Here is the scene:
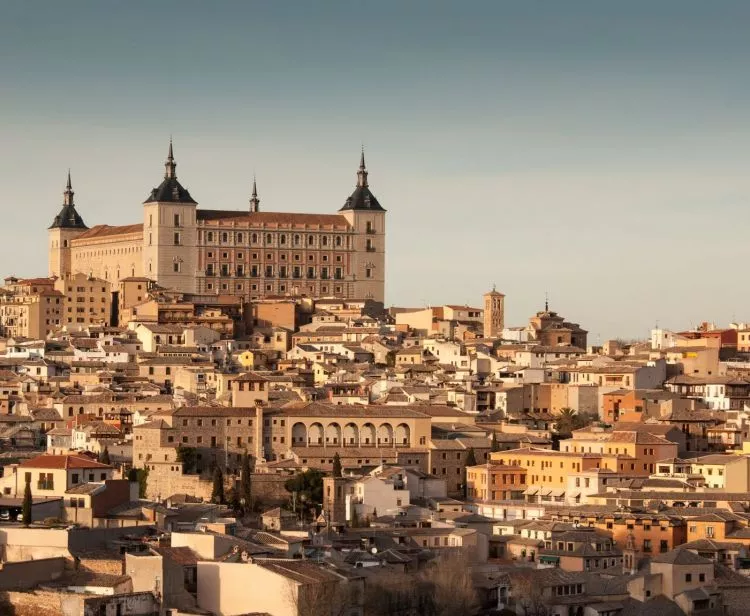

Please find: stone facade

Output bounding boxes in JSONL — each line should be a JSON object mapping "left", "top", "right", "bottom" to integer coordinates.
{"left": 48, "top": 143, "right": 387, "bottom": 303}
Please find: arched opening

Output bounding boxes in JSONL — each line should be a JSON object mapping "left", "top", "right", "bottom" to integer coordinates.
{"left": 325, "top": 423, "right": 342, "bottom": 445}
{"left": 377, "top": 423, "right": 394, "bottom": 446}
{"left": 343, "top": 423, "right": 359, "bottom": 446}
{"left": 361, "top": 423, "right": 376, "bottom": 446}
{"left": 308, "top": 422, "right": 324, "bottom": 446}
{"left": 292, "top": 422, "right": 307, "bottom": 445}
{"left": 395, "top": 423, "right": 410, "bottom": 446}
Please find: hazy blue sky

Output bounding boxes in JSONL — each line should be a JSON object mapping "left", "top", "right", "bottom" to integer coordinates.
{"left": 2, "top": 1, "right": 749, "bottom": 340}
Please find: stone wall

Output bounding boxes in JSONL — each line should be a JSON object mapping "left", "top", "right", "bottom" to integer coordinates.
{"left": 0, "top": 557, "right": 66, "bottom": 591}
{"left": 1, "top": 590, "right": 64, "bottom": 616}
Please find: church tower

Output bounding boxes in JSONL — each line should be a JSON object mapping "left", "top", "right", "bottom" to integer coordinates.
{"left": 339, "top": 149, "right": 386, "bottom": 303}
{"left": 142, "top": 140, "right": 198, "bottom": 293}
{"left": 48, "top": 171, "right": 88, "bottom": 278}
{"left": 483, "top": 286, "right": 505, "bottom": 339}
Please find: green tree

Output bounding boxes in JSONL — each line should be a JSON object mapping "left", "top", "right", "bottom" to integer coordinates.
{"left": 99, "top": 446, "right": 111, "bottom": 465}
{"left": 211, "top": 467, "right": 225, "bottom": 504}
{"left": 385, "top": 350, "right": 397, "bottom": 367}
{"left": 285, "top": 469, "right": 324, "bottom": 519}
{"left": 226, "top": 487, "right": 241, "bottom": 512}
{"left": 332, "top": 452, "right": 342, "bottom": 478}
{"left": 127, "top": 467, "right": 138, "bottom": 482}
{"left": 554, "top": 408, "right": 592, "bottom": 437}
{"left": 240, "top": 451, "right": 253, "bottom": 513}
{"left": 176, "top": 445, "right": 197, "bottom": 473}
{"left": 491, "top": 431, "right": 500, "bottom": 453}
{"left": 465, "top": 447, "right": 477, "bottom": 467}
{"left": 136, "top": 468, "right": 149, "bottom": 498}
{"left": 22, "top": 476, "right": 32, "bottom": 526}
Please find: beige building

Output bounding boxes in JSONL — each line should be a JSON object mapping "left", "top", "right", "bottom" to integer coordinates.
{"left": 49, "top": 144, "right": 386, "bottom": 302}
{"left": 0, "top": 453, "right": 114, "bottom": 498}
{"left": 54, "top": 272, "right": 112, "bottom": 328}
{"left": 0, "top": 277, "right": 63, "bottom": 339}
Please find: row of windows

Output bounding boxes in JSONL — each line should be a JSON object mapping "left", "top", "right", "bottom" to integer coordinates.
{"left": 206, "top": 251, "right": 344, "bottom": 263}
{"left": 204, "top": 232, "right": 347, "bottom": 247}
{"left": 205, "top": 265, "right": 344, "bottom": 279}
{"left": 205, "top": 281, "right": 346, "bottom": 294}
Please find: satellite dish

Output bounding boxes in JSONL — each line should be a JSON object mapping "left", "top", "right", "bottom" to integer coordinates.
{"left": 371, "top": 547, "right": 378, "bottom": 554}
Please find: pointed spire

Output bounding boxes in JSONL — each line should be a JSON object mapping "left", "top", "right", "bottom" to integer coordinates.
{"left": 356, "top": 146, "right": 369, "bottom": 188}
{"left": 63, "top": 169, "right": 74, "bottom": 206}
{"left": 545, "top": 292, "right": 549, "bottom": 313}
{"left": 165, "top": 137, "right": 177, "bottom": 179}
{"left": 249, "top": 176, "right": 260, "bottom": 212}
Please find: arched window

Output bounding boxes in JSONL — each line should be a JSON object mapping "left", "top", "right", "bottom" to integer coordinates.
{"left": 207, "top": 231, "right": 214, "bottom": 242}
{"left": 251, "top": 233, "right": 258, "bottom": 243}
{"left": 307, "top": 235, "right": 314, "bottom": 246}
{"left": 322, "top": 236, "right": 328, "bottom": 246}
{"left": 266, "top": 233, "right": 272, "bottom": 244}
{"left": 280, "top": 235, "right": 286, "bottom": 245}
{"left": 335, "top": 236, "right": 342, "bottom": 247}
{"left": 237, "top": 233, "right": 243, "bottom": 243}
{"left": 293, "top": 234, "right": 300, "bottom": 246}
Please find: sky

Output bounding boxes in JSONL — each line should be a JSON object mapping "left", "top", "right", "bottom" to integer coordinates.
{"left": 2, "top": 1, "right": 750, "bottom": 341}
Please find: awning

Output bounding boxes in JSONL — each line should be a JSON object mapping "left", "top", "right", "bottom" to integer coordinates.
{"left": 549, "top": 488, "right": 565, "bottom": 497}
{"left": 539, "top": 555, "right": 560, "bottom": 564}
{"left": 539, "top": 488, "right": 553, "bottom": 497}
{"left": 568, "top": 491, "right": 580, "bottom": 498}
{"left": 523, "top": 487, "right": 540, "bottom": 496}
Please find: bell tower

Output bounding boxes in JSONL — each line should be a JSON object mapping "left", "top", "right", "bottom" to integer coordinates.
{"left": 142, "top": 140, "right": 198, "bottom": 292}
{"left": 339, "top": 149, "right": 386, "bottom": 303}
{"left": 48, "top": 171, "right": 88, "bottom": 278}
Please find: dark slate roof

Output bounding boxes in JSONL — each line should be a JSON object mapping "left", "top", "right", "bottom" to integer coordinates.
{"left": 144, "top": 177, "right": 197, "bottom": 204}
{"left": 49, "top": 204, "right": 87, "bottom": 229}
{"left": 340, "top": 185, "right": 385, "bottom": 212}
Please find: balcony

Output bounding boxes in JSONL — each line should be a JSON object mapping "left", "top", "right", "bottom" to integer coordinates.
{"left": 365, "top": 228, "right": 376, "bottom": 234}
{"left": 366, "top": 246, "right": 376, "bottom": 252}
{"left": 205, "top": 271, "right": 215, "bottom": 277}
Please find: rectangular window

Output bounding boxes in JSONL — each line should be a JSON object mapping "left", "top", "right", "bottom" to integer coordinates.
{"left": 174, "top": 232, "right": 181, "bottom": 245}
{"left": 174, "top": 213, "right": 180, "bottom": 226}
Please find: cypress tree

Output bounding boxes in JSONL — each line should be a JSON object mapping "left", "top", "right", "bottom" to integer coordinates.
{"left": 22, "top": 476, "right": 32, "bottom": 526}
{"left": 211, "top": 467, "right": 225, "bottom": 504}
{"left": 240, "top": 451, "right": 253, "bottom": 513}
{"left": 332, "top": 452, "right": 342, "bottom": 478}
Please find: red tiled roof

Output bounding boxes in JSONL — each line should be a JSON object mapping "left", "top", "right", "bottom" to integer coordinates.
{"left": 197, "top": 210, "right": 351, "bottom": 228}
{"left": 74, "top": 224, "right": 144, "bottom": 240}
{"left": 18, "top": 454, "right": 112, "bottom": 470}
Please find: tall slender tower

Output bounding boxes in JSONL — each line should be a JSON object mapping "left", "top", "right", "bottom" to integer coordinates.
{"left": 142, "top": 140, "right": 199, "bottom": 292}
{"left": 339, "top": 149, "right": 386, "bottom": 302}
{"left": 483, "top": 286, "right": 505, "bottom": 339}
{"left": 49, "top": 171, "right": 88, "bottom": 278}
{"left": 249, "top": 177, "right": 260, "bottom": 213}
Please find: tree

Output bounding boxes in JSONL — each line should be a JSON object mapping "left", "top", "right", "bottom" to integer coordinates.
{"left": 22, "top": 476, "right": 32, "bottom": 526}
{"left": 287, "top": 577, "right": 362, "bottom": 616}
{"left": 420, "top": 551, "right": 479, "bottom": 616}
{"left": 385, "top": 350, "right": 397, "bottom": 367}
{"left": 511, "top": 569, "right": 553, "bottom": 616}
{"left": 176, "top": 445, "right": 197, "bottom": 474}
{"left": 285, "top": 469, "right": 324, "bottom": 519}
{"left": 554, "top": 408, "right": 594, "bottom": 437}
{"left": 465, "top": 447, "right": 477, "bottom": 467}
{"left": 127, "top": 467, "right": 138, "bottom": 482}
{"left": 211, "top": 466, "right": 225, "bottom": 504}
{"left": 240, "top": 451, "right": 253, "bottom": 513}
{"left": 98, "top": 446, "right": 111, "bottom": 465}
{"left": 350, "top": 507, "right": 360, "bottom": 528}
{"left": 226, "top": 486, "right": 241, "bottom": 512}
{"left": 332, "top": 452, "right": 342, "bottom": 478}
{"left": 491, "top": 431, "right": 500, "bottom": 453}
{"left": 136, "top": 468, "right": 149, "bottom": 498}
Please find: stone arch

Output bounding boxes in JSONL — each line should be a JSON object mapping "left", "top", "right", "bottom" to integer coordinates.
{"left": 361, "top": 423, "right": 376, "bottom": 446}
{"left": 395, "top": 423, "right": 410, "bottom": 445}
{"left": 343, "top": 423, "right": 359, "bottom": 446}
{"left": 325, "top": 422, "right": 342, "bottom": 445}
{"left": 292, "top": 422, "right": 307, "bottom": 445}
{"left": 308, "top": 422, "right": 324, "bottom": 445}
{"left": 377, "top": 423, "right": 394, "bottom": 446}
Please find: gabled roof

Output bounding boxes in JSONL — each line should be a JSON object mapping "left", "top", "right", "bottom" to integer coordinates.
{"left": 18, "top": 453, "right": 112, "bottom": 470}
{"left": 651, "top": 548, "right": 712, "bottom": 565}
